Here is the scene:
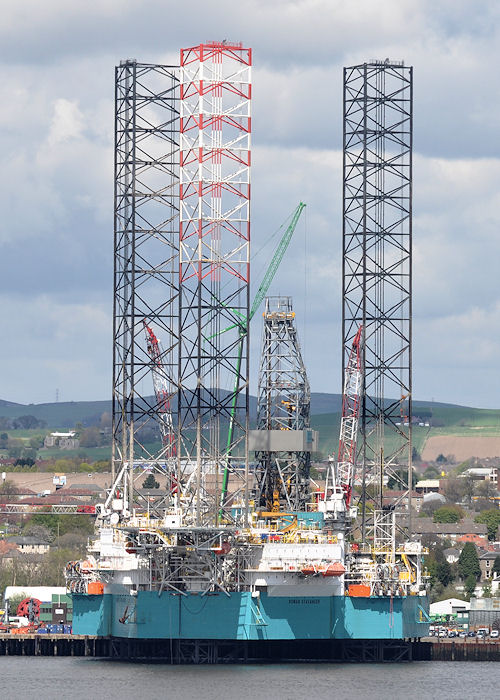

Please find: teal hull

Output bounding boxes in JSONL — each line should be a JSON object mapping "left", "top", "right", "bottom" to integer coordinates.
{"left": 72, "top": 592, "right": 428, "bottom": 640}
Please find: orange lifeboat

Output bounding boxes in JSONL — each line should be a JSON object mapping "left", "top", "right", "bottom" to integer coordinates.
{"left": 301, "top": 564, "right": 316, "bottom": 575}
{"left": 320, "top": 562, "right": 345, "bottom": 577}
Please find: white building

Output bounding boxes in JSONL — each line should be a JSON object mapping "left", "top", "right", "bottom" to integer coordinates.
{"left": 430, "top": 597, "right": 470, "bottom": 617}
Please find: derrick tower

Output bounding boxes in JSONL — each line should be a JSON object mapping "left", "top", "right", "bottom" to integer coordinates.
{"left": 342, "top": 61, "right": 413, "bottom": 539}
{"left": 112, "top": 61, "right": 179, "bottom": 514}
{"left": 254, "top": 297, "right": 313, "bottom": 512}
{"left": 178, "top": 42, "right": 252, "bottom": 526}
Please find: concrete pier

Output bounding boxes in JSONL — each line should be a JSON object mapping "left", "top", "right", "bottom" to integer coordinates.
{"left": 0, "top": 635, "right": 429, "bottom": 662}
{"left": 2, "top": 635, "right": 499, "bottom": 662}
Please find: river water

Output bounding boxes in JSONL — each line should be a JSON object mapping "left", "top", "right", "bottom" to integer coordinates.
{"left": 0, "top": 658, "right": 498, "bottom": 699}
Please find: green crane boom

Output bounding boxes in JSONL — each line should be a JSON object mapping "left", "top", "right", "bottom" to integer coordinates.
{"left": 219, "top": 201, "right": 306, "bottom": 521}
{"left": 249, "top": 202, "right": 306, "bottom": 321}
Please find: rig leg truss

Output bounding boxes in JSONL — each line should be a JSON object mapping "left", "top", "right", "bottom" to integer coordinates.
{"left": 112, "top": 61, "right": 179, "bottom": 513}
{"left": 342, "top": 61, "right": 413, "bottom": 538}
{"left": 178, "top": 43, "right": 252, "bottom": 526}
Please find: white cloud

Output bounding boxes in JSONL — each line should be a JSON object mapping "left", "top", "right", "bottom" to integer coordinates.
{"left": 47, "top": 99, "right": 85, "bottom": 145}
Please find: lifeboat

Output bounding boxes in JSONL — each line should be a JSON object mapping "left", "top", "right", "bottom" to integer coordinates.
{"left": 301, "top": 564, "right": 316, "bottom": 575}
{"left": 320, "top": 562, "right": 345, "bottom": 577}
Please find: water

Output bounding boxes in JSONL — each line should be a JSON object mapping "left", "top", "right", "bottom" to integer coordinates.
{"left": 0, "top": 658, "right": 498, "bottom": 700}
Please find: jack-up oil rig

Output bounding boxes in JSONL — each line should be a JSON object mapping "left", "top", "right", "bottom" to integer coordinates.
{"left": 66, "top": 44, "right": 429, "bottom": 662}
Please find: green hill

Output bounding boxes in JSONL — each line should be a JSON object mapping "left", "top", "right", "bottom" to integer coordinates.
{"left": 1, "top": 395, "right": 499, "bottom": 461}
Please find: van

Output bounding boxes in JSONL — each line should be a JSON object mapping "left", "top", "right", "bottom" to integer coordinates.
{"left": 8, "top": 616, "right": 30, "bottom": 628}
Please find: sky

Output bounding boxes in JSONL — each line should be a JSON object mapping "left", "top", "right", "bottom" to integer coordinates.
{"left": 1, "top": 0, "right": 500, "bottom": 408}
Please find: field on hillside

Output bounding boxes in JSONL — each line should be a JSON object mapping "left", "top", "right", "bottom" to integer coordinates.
{"left": 421, "top": 435, "right": 500, "bottom": 461}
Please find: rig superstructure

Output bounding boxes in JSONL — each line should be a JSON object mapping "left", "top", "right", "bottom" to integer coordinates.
{"left": 67, "top": 48, "right": 429, "bottom": 661}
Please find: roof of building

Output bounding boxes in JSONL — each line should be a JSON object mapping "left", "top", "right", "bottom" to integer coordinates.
{"left": 69, "top": 483, "right": 104, "bottom": 492}
{"left": 430, "top": 598, "right": 470, "bottom": 615}
{"left": 8, "top": 536, "right": 50, "bottom": 545}
{"left": 462, "top": 468, "right": 497, "bottom": 477}
{"left": 412, "top": 518, "right": 488, "bottom": 535}
{"left": 479, "top": 550, "right": 500, "bottom": 560}
{"left": 422, "top": 492, "right": 446, "bottom": 504}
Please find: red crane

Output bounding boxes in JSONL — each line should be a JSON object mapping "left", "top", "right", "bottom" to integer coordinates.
{"left": 336, "top": 326, "right": 363, "bottom": 508}
{"left": 322, "top": 326, "right": 363, "bottom": 514}
{"left": 143, "top": 322, "right": 176, "bottom": 460}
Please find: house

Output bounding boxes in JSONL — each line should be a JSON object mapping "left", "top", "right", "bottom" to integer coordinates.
{"left": 43, "top": 432, "right": 80, "bottom": 450}
{"left": 460, "top": 467, "right": 498, "bottom": 484}
{"left": 479, "top": 549, "right": 500, "bottom": 581}
{"left": 415, "top": 479, "right": 441, "bottom": 495}
{"left": 430, "top": 597, "right": 470, "bottom": 619}
{"left": 411, "top": 518, "right": 488, "bottom": 542}
{"left": 7, "top": 537, "right": 50, "bottom": 555}
{"left": 443, "top": 547, "right": 460, "bottom": 564}
{"left": 456, "top": 533, "right": 489, "bottom": 549}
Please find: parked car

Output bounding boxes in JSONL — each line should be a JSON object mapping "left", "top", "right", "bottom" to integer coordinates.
{"left": 448, "top": 630, "right": 457, "bottom": 638}
{"left": 490, "top": 630, "right": 499, "bottom": 639}
{"left": 458, "top": 631, "right": 467, "bottom": 638}
{"left": 467, "top": 631, "right": 475, "bottom": 637}
{"left": 438, "top": 629, "right": 447, "bottom": 637}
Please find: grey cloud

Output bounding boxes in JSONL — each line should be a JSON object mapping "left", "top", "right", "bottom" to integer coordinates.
{"left": 1, "top": 0, "right": 500, "bottom": 407}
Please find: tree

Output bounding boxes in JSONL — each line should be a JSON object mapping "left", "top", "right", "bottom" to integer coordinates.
{"left": 475, "top": 509, "right": 500, "bottom": 541}
{"left": 23, "top": 524, "right": 54, "bottom": 543}
{"left": 483, "top": 581, "right": 492, "bottom": 598}
{"left": 465, "top": 573, "right": 477, "bottom": 599}
{"left": 14, "top": 457, "right": 35, "bottom": 467}
{"left": 23, "top": 512, "right": 60, "bottom": 537}
{"left": 420, "top": 498, "right": 445, "bottom": 516}
{"left": 435, "top": 559, "right": 453, "bottom": 588}
{"left": 11, "top": 415, "right": 46, "bottom": 430}
{"left": 458, "top": 542, "right": 481, "bottom": 581}
{"left": 142, "top": 473, "right": 160, "bottom": 489}
{"left": 29, "top": 435, "right": 44, "bottom": 449}
{"left": 436, "top": 454, "right": 447, "bottom": 464}
{"left": 0, "top": 479, "right": 21, "bottom": 495}
{"left": 78, "top": 427, "right": 101, "bottom": 448}
{"left": 433, "top": 505, "right": 463, "bottom": 523}
{"left": 5, "top": 592, "right": 29, "bottom": 615}
{"left": 441, "top": 478, "right": 465, "bottom": 504}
